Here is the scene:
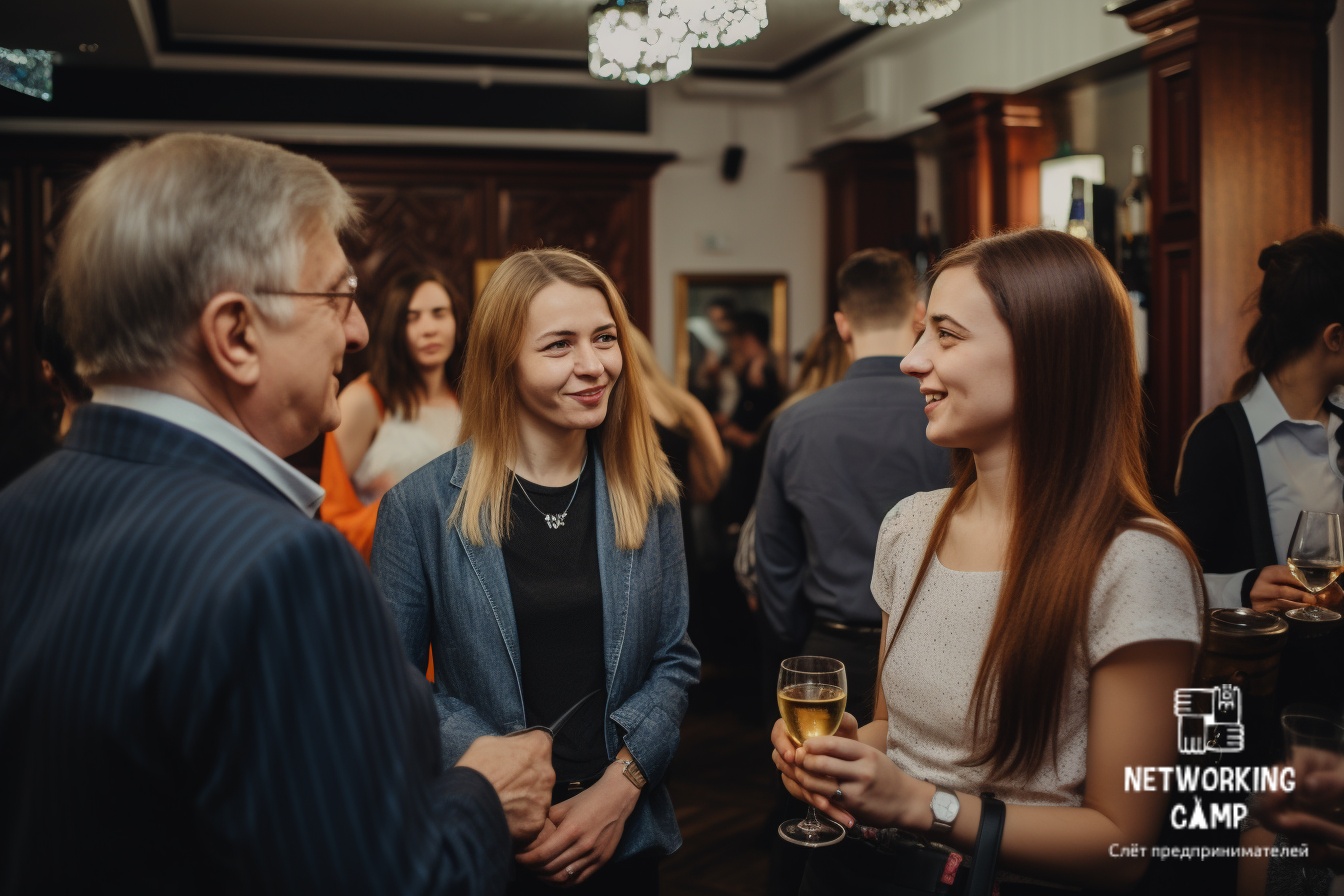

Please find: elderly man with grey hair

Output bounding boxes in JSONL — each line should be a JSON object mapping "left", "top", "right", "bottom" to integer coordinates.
{"left": 0, "top": 133, "right": 552, "bottom": 894}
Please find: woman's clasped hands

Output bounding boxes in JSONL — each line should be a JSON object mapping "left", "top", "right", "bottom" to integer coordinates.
{"left": 770, "top": 712, "right": 927, "bottom": 834}
{"left": 515, "top": 762, "right": 641, "bottom": 887}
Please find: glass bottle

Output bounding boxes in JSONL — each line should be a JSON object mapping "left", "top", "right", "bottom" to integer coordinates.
{"left": 1066, "top": 177, "right": 1092, "bottom": 243}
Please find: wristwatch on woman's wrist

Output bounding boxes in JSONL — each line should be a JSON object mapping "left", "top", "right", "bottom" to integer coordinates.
{"left": 929, "top": 785, "right": 960, "bottom": 838}
{"left": 615, "top": 758, "right": 647, "bottom": 790}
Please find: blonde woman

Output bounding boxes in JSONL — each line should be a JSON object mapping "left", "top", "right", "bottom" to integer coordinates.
{"left": 372, "top": 248, "right": 700, "bottom": 893}
{"left": 626, "top": 327, "right": 726, "bottom": 507}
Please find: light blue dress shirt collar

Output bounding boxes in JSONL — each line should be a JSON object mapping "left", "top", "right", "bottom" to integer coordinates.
{"left": 91, "top": 385, "right": 326, "bottom": 517}
{"left": 1242, "top": 373, "right": 1344, "bottom": 448}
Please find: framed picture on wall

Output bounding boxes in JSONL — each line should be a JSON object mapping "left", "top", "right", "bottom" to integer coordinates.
{"left": 673, "top": 273, "right": 788, "bottom": 402}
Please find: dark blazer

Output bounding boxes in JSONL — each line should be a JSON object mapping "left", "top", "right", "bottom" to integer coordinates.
{"left": 0, "top": 404, "right": 510, "bottom": 894}
{"left": 1168, "top": 401, "right": 1277, "bottom": 606}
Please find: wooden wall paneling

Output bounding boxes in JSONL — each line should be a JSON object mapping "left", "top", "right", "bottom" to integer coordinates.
{"left": 0, "top": 137, "right": 673, "bottom": 478}
{"left": 1113, "top": 0, "right": 1335, "bottom": 495}
{"left": 340, "top": 181, "right": 486, "bottom": 331}
{"left": 0, "top": 166, "right": 26, "bottom": 418}
{"left": 1147, "top": 51, "right": 1201, "bottom": 493}
{"left": 495, "top": 178, "right": 653, "bottom": 331}
{"left": 929, "top": 92, "right": 1052, "bottom": 250}
{"left": 812, "top": 138, "right": 917, "bottom": 309}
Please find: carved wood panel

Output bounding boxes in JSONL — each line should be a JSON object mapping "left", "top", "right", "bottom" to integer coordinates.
{"left": 497, "top": 181, "right": 645, "bottom": 324}
{"left": 499, "top": 184, "right": 634, "bottom": 286}
{"left": 0, "top": 171, "right": 20, "bottom": 421}
{"left": 1151, "top": 241, "right": 1199, "bottom": 494}
{"left": 341, "top": 182, "right": 486, "bottom": 330}
{"left": 1154, "top": 56, "right": 1197, "bottom": 217}
{"left": 0, "top": 137, "right": 670, "bottom": 479}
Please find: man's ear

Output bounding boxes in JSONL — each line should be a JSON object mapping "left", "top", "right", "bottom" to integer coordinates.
{"left": 1324, "top": 322, "right": 1344, "bottom": 353}
{"left": 833, "top": 310, "right": 852, "bottom": 344}
{"left": 199, "top": 292, "right": 262, "bottom": 387}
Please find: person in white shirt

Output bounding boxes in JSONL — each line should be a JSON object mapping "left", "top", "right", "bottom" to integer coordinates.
{"left": 1169, "top": 224, "right": 1344, "bottom": 613}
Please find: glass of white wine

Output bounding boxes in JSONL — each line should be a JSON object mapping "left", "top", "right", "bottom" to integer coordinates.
{"left": 777, "top": 655, "right": 848, "bottom": 848}
{"left": 1286, "top": 510, "right": 1344, "bottom": 624}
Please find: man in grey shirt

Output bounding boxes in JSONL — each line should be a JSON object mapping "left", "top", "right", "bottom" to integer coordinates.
{"left": 755, "top": 248, "right": 949, "bottom": 725}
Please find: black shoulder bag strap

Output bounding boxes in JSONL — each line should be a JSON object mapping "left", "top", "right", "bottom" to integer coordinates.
{"left": 965, "top": 793, "right": 1005, "bottom": 896}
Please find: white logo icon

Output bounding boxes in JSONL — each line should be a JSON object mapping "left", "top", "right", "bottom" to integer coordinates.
{"left": 1173, "top": 684, "right": 1244, "bottom": 755}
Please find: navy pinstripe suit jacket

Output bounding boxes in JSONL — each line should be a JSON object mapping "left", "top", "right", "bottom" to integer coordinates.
{"left": 0, "top": 404, "right": 510, "bottom": 894}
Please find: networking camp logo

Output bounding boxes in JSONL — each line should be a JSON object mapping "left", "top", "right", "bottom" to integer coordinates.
{"left": 1111, "top": 684, "right": 1307, "bottom": 862}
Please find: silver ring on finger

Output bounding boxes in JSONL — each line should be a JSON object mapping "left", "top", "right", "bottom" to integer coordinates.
{"left": 566, "top": 866, "right": 577, "bottom": 879}
{"left": 833, "top": 787, "right": 844, "bottom": 802}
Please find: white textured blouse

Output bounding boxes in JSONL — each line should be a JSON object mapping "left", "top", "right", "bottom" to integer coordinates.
{"left": 872, "top": 489, "right": 1202, "bottom": 808}
{"left": 352, "top": 403, "right": 461, "bottom": 505}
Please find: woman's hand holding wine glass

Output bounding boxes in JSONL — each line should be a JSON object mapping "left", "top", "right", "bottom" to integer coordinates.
{"left": 774, "top": 657, "right": 849, "bottom": 846}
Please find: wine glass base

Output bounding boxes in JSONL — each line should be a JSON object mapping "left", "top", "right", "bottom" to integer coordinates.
{"left": 778, "top": 817, "right": 847, "bottom": 848}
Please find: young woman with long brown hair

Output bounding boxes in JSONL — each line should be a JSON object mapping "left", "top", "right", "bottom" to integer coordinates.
{"left": 372, "top": 248, "right": 699, "bottom": 893}
{"left": 320, "top": 268, "right": 464, "bottom": 560}
{"left": 770, "top": 228, "right": 1204, "bottom": 894}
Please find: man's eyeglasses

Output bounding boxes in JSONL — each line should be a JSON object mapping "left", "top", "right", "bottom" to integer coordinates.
{"left": 256, "top": 269, "right": 358, "bottom": 320}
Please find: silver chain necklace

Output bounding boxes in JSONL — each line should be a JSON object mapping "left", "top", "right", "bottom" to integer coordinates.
{"left": 515, "top": 453, "right": 587, "bottom": 530}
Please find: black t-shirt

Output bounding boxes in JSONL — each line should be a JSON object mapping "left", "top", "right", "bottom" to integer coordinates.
{"left": 502, "top": 447, "right": 608, "bottom": 787}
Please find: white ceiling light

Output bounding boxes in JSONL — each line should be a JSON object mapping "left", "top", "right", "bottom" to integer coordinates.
{"left": 0, "top": 48, "right": 55, "bottom": 101}
{"left": 588, "top": 0, "right": 693, "bottom": 86}
{"left": 838, "top": 0, "right": 961, "bottom": 27}
{"left": 656, "top": 1, "right": 769, "bottom": 49}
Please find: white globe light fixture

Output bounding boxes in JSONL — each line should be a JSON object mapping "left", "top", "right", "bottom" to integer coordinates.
{"left": 838, "top": 0, "right": 961, "bottom": 28}
{"left": 589, "top": 0, "right": 693, "bottom": 86}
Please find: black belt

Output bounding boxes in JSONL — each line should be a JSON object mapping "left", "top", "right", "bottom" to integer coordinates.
{"left": 816, "top": 619, "right": 882, "bottom": 637}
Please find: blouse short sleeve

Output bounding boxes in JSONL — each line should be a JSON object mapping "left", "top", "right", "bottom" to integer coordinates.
{"left": 871, "top": 489, "right": 950, "bottom": 618}
{"left": 1086, "top": 525, "right": 1204, "bottom": 668}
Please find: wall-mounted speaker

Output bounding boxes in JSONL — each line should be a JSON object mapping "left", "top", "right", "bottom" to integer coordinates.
{"left": 721, "top": 145, "right": 745, "bottom": 182}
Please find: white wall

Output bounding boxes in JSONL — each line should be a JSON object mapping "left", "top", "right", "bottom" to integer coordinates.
{"left": 789, "top": 0, "right": 1145, "bottom": 158}
{"left": 646, "top": 92, "right": 826, "bottom": 377}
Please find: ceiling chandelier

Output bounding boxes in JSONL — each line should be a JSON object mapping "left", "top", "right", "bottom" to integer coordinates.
{"left": 656, "top": 1, "right": 769, "bottom": 49}
{"left": 589, "top": 0, "right": 694, "bottom": 85}
{"left": 838, "top": 0, "right": 961, "bottom": 27}
{"left": 0, "top": 48, "right": 55, "bottom": 101}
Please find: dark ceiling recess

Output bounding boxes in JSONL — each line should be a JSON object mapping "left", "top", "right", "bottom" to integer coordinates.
{"left": 146, "top": 0, "right": 879, "bottom": 83}
{"left": 0, "top": 67, "right": 649, "bottom": 133}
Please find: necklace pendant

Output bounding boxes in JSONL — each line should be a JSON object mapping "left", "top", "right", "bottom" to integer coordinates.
{"left": 544, "top": 512, "right": 568, "bottom": 530}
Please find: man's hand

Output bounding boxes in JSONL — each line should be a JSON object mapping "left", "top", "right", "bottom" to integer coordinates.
{"left": 457, "top": 732, "right": 554, "bottom": 844}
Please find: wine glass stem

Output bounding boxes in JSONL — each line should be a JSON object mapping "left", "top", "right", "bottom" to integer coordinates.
{"left": 798, "top": 807, "right": 825, "bottom": 833}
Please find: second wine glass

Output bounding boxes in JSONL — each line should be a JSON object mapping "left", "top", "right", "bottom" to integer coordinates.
{"left": 1286, "top": 510, "right": 1344, "bottom": 623}
{"left": 777, "top": 656, "right": 848, "bottom": 848}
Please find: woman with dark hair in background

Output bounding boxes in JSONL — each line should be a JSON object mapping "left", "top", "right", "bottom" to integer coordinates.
{"left": 320, "top": 268, "right": 464, "bottom": 561}
{"left": 772, "top": 229, "right": 1203, "bottom": 894}
{"left": 1169, "top": 224, "right": 1344, "bottom": 616}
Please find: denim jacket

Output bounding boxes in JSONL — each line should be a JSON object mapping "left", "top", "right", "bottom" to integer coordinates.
{"left": 371, "top": 440, "right": 700, "bottom": 860}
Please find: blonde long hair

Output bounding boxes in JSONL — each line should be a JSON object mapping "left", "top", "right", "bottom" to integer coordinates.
{"left": 451, "top": 248, "right": 678, "bottom": 550}
{"left": 625, "top": 326, "right": 703, "bottom": 437}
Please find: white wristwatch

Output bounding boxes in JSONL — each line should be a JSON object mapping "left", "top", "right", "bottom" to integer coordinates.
{"left": 929, "top": 785, "right": 960, "bottom": 838}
